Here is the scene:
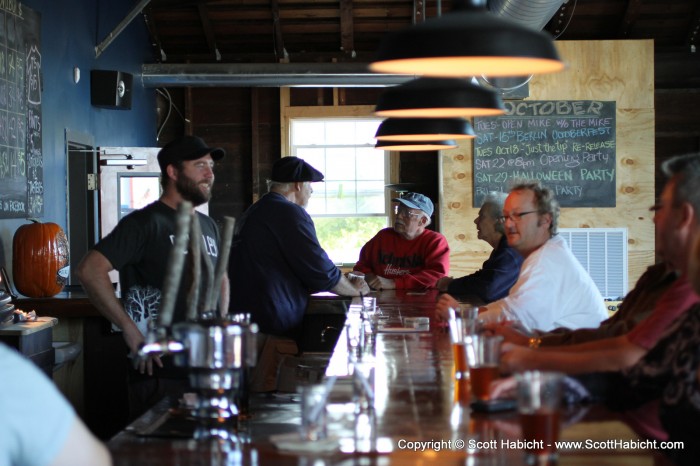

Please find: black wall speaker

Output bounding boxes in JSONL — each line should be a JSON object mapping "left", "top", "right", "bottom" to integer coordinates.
{"left": 90, "top": 70, "right": 133, "bottom": 110}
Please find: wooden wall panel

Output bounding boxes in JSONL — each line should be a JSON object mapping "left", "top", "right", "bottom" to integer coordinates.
{"left": 530, "top": 40, "right": 655, "bottom": 109}
{"left": 186, "top": 87, "right": 281, "bottom": 223}
{"left": 441, "top": 40, "right": 655, "bottom": 293}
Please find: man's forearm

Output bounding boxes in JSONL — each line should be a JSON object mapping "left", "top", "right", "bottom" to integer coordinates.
{"left": 82, "top": 275, "right": 131, "bottom": 330}
{"left": 521, "top": 339, "right": 645, "bottom": 374}
{"left": 538, "top": 334, "right": 627, "bottom": 353}
{"left": 77, "top": 255, "right": 131, "bottom": 331}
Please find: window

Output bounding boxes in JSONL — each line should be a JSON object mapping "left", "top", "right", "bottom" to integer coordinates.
{"left": 118, "top": 173, "right": 161, "bottom": 219}
{"left": 290, "top": 118, "right": 388, "bottom": 265}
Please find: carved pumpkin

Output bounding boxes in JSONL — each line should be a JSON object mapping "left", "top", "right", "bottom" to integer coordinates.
{"left": 12, "top": 220, "right": 69, "bottom": 297}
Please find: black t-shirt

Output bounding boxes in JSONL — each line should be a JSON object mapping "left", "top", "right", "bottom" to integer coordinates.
{"left": 94, "top": 201, "right": 221, "bottom": 334}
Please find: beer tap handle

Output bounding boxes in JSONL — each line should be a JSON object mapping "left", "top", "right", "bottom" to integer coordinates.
{"left": 208, "top": 216, "right": 235, "bottom": 313}
{"left": 158, "top": 201, "right": 192, "bottom": 328}
{"left": 199, "top": 220, "right": 215, "bottom": 318}
{"left": 186, "top": 213, "right": 202, "bottom": 321}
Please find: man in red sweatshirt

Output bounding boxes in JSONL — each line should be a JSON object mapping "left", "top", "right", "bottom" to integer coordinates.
{"left": 353, "top": 192, "right": 450, "bottom": 290}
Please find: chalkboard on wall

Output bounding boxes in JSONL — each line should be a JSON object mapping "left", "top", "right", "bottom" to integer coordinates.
{"left": 473, "top": 100, "right": 616, "bottom": 208}
{"left": 0, "top": 4, "right": 42, "bottom": 219}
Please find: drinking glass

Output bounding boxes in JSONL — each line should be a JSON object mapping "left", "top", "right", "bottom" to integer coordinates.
{"left": 447, "top": 306, "right": 479, "bottom": 380}
{"left": 515, "top": 371, "right": 564, "bottom": 464}
{"left": 354, "top": 405, "right": 377, "bottom": 453}
{"left": 298, "top": 384, "right": 329, "bottom": 441}
{"left": 466, "top": 334, "right": 503, "bottom": 400}
{"left": 346, "top": 315, "right": 376, "bottom": 364}
{"left": 362, "top": 295, "right": 377, "bottom": 313}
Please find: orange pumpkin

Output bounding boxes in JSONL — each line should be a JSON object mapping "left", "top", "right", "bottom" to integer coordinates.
{"left": 12, "top": 220, "right": 69, "bottom": 297}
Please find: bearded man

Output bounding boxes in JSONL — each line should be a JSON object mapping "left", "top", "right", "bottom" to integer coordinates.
{"left": 77, "top": 135, "right": 229, "bottom": 419}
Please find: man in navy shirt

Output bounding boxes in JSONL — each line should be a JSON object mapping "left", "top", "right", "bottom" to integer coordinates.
{"left": 229, "top": 156, "right": 369, "bottom": 390}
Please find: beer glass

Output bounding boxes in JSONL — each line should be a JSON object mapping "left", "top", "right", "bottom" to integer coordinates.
{"left": 466, "top": 334, "right": 503, "bottom": 400}
{"left": 447, "top": 306, "right": 479, "bottom": 380}
{"left": 515, "top": 371, "right": 564, "bottom": 464}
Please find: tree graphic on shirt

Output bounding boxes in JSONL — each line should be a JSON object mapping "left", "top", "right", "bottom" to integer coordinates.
{"left": 124, "top": 285, "right": 161, "bottom": 335}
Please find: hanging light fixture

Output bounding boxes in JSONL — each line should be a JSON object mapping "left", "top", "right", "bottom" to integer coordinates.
{"left": 375, "top": 118, "right": 475, "bottom": 141}
{"left": 369, "top": 0, "right": 564, "bottom": 78}
{"left": 375, "top": 140, "right": 458, "bottom": 151}
{"left": 375, "top": 78, "right": 505, "bottom": 118}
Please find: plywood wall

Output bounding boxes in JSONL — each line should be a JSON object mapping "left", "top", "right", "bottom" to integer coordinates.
{"left": 441, "top": 40, "right": 655, "bottom": 292}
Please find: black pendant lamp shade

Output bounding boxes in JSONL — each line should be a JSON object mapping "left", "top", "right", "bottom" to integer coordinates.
{"left": 375, "top": 140, "right": 458, "bottom": 151}
{"left": 369, "top": 0, "right": 564, "bottom": 78}
{"left": 375, "top": 78, "right": 505, "bottom": 118}
{"left": 375, "top": 118, "right": 475, "bottom": 141}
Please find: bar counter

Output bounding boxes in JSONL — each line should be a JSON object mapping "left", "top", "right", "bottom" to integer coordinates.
{"left": 13, "top": 289, "right": 101, "bottom": 318}
{"left": 108, "top": 290, "right": 676, "bottom": 465}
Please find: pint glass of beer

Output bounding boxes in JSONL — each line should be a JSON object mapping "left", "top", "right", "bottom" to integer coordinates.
{"left": 515, "top": 371, "right": 564, "bottom": 464}
{"left": 447, "top": 306, "right": 479, "bottom": 380}
{"left": 466, "top": 334, "right": 503, "bottom": 400}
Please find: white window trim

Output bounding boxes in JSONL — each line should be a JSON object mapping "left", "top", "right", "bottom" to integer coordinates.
{"left": 280, "top": 88, "right": 400, "bottom": 265}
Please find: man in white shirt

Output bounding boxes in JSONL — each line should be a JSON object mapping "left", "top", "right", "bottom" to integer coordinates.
{"left": 438, "top": 181, "right": 608, "bottom": 332}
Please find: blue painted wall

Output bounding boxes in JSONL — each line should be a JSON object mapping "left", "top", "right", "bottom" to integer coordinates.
{"left": 0, "top": 0, "right": 156, "bottom": 279}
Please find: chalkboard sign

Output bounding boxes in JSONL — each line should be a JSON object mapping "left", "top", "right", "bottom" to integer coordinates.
{"left": 0, "top": 4, "right": 42, "bottom": 219}
{"left": 473, "top": 100, "right": 616, "bottom": 208}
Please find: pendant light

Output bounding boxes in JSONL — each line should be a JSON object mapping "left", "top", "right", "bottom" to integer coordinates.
{"left": 375, "top": 140, "right": 458, "bottom": 151}
{"left": 369, "top": 0, "right": 564, "bottom": 78}
{"left": 375, "top": 118, "right": 475, "bottom": 141}
{"left": 374, "top": 78, "right": 505, "bottom": 118}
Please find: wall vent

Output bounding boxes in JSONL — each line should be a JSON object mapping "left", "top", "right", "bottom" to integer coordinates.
{"left": 558, "top": 228, "right": 628, "bottom": 300}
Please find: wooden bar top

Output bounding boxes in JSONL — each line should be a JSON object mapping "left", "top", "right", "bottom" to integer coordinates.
{"left": 108, "top": 289, "right": 675, "bottom": 465}
{"left": 13, "top": 289, "right": 100, "bottom": 318}
{"left": 13, "top": 289, "right": 347, "bottom": 320}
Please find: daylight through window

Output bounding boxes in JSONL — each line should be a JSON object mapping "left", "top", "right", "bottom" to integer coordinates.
{"left": 290, "top": 118, "right": 388, "bottom": 265}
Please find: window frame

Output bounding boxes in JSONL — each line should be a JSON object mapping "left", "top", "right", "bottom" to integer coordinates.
{"left": 280, "top": 88, "right": 399, "bottom": 266}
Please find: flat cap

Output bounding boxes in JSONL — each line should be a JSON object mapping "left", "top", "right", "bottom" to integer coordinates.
{"left": 271, "top": 156, "right": 324, "bottom": 182}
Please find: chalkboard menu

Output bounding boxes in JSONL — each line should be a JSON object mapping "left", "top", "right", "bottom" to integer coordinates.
{"left": 0, "top": 4, "right": 42, "bottom": 219}
{"left": 473, "top": 100, "right": 616, "bottom": 208}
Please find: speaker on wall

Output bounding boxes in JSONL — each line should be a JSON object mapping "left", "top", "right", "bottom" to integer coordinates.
{"left": 90, "top": 70, "right": 133, "bottom": 110}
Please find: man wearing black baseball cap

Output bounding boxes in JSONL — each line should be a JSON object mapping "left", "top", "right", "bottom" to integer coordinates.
{"left": 229, "top": 156, "right": 369, "bottom": 391}
{"left": 77, "top": 135, "right": 229, "bottom": 419}
{"left": 156, "top": 135, "right": 225, "bottom": 205}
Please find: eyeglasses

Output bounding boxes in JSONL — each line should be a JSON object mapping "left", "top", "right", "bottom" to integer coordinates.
{"left": 497, "top": 210, "right": 538, "bottom": 223}
{"left": 394, "top": 205, "right": 422, "bottom": 219}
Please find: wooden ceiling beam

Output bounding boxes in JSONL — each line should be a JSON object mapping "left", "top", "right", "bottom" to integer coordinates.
{"left": 655, "top": 89, "right": 700, "bottom": 137}
{"left": 618, "top": 0, "right": 642, "bottom": 38}
{"left": 413, "top": 0, "right": 425, "bottom": 24}
{"left": 340, "top": 0, "right": 354, "bottom": 56}
{"left": 197, "top": 2, "right": 221, "bottom": 60}
{"left": 544, "top": 1, "right": 574, "bottom": 39}
{"left": 270, "top": 0, "right": 287, "bottom": 62}
{"left": 655, "top": 47, "right": 700, "bottom": 89}
{"left": 143, "top": 8, "right": 167, "bottom": 62}
{"left": 686, "top": 4, "right": 700, "bottom": 48}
